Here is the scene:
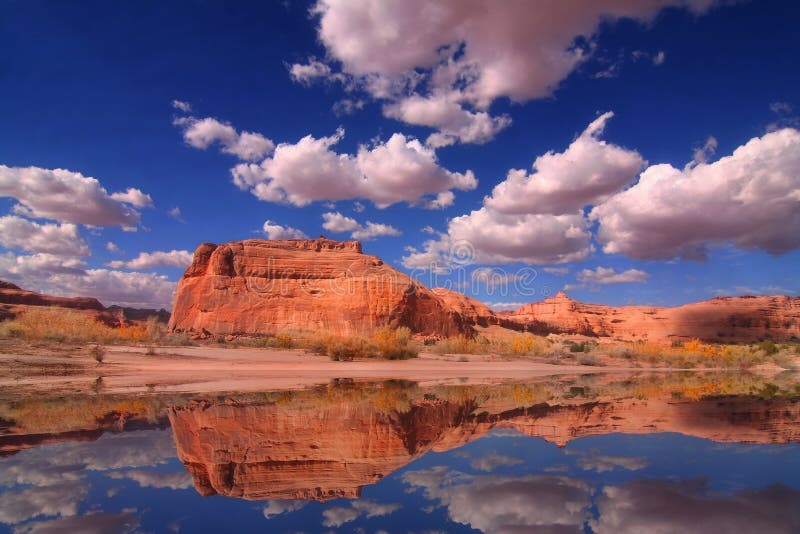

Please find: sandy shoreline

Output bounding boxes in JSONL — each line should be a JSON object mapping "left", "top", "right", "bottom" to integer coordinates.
{"left": 0, "top": 343, "right": 676, "bottom": 396}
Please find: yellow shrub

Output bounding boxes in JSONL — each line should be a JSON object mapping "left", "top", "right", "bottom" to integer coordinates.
{"left": 370, "top": 326, "right": 417, "bottom": 359}
{"left": 683, "top": 338, "right": 704, "bottom": 352}
{"left": 434, "top": 335, "right": 489, "bottom": 355}
{"left": 274, "top": 332, "right": 294, "bottom": 348}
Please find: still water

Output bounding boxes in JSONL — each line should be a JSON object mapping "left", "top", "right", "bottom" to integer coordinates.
{"left": 1, "top": 373, "right": 798, "bottom": 533}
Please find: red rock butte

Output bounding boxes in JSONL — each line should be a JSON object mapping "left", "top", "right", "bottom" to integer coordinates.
{"left": 168, "top": 238, "right": 480, "bottom": 337}
{"left": 168, "top": 238, "right": 800, "bottom": 342}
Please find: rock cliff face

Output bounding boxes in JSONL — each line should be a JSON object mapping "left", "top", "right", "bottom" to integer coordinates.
{"left": 430, "top": 287, "right": 500, "bottom": 328}
{"left": 168, "top": 239, "right": 474, "bottom": 337}
{"left": 168, "top": 393, "right": 800, "bottom": 501}
{"left": 506, "top": 291, "right": 800, "bottom": 342}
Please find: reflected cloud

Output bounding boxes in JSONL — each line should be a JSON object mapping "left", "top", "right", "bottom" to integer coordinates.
{"left": 404, "top": 467, "right": 590, "bottom": 533}
{"left": 591, "top": 480, "right": 800, "bottom": 534}
{"left": 263, "top": 500, "right": 307, "bottom": 519}
{"left": 574, "top": 453, "right": 648, "bottom": 473}
{"left": 0, "top": 483, "right": 89, "bottom": 525}
{"left": 469, "top": 452, "right": 523, "bottom": 473}
{"left": 13, "top": 511, "right": 140, "bottom": 534}
{"left": 322, "top": 499, "right": 401, "bottom": 528}
{"left": 106, "top": 469, "right": 193, "bottom": 490}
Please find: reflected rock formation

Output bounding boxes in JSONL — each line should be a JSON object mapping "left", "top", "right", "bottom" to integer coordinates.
{"left": 169, "top": 389, "right": 800, "bottom": 501}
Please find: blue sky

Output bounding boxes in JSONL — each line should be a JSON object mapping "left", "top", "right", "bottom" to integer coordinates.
{"left": 1, "top": 0, "right": 798, "bottom": 309}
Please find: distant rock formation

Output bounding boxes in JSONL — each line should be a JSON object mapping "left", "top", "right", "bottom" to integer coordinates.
{"left": 169, "top": 392, "right": 800, "bottom": 501}
{"left": 505, "top": 291, "right": 800, "bottom": 342}
{"left": 0, "top": 280, "right": 169, "bottom": 326}
{"left": 168, "top": 238, "right": 485, "bottom": 337}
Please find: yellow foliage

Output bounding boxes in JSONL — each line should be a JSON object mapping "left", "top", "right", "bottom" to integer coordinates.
{"left": 370, "top": 326, "right": 417, "bottom": 359}
{"left": 500, "top": 333, "right": 550, "bottom": 356}
{"left": 2, "top": 309, "right": 117, "bottom": 343}
{"left": 684, "top": 338, "right": 704, "bottom": 352}
{"left": 274, "top": 332, "right": 294, "bottom": 348}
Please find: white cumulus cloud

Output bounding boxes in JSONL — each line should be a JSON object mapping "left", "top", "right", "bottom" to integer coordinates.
{"left": 402, "top": 113, "right": 644, "bottom": 268}
{"left": 322, "top": 212, "right": 400, "bottom": 240}
{"left": 485, "top": 112, "right": 645, "bottom": 215}
{"left": 262, "top": 220, "right": 308, "bottom": 240}
{"left": 384, "top": 92, "right": 512, "bottom": 146}
{"left": 109, "top": 187, "right": 154, "bottom": 208}
{"left": 0, "top": 216, "right": 89, "bottom": 257}
{"left": 0, "top": 165, "right": 149, "bottom": 227}
{"left": 592, "top": 127, "right": 800, "bottom": 260}
{"left": 106, "top": 250, "right": 193, "bottom": 270}
{"left": 232, "top": 129, "right": 476, "bottom": 208}
{"left": 576, "top": 266, "right": 649, "bottom": 285}
{"left": 178, "top": 116, "right": 275, "bottom": 161}
{"left": 301, "top": 0, "right": 714, "bottom": 143}
{"left": 289, "top": 59, "right": 333, "bottom": 85}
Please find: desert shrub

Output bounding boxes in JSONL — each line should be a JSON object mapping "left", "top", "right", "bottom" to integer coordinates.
{"left": 273, "top": 332, "right": 294, "bottom": 349}
{"left": 304, "top": 332, "right": 372, "bottom": 360}
{"left": 578, "top": 354, "right": 601, "bottom": 366}
{"left": 569, "top": 341, "right": 588, "bottom": 353}
{"left": 683, "top": 338, "right": 704, "bottom": 353}
{"left": 632, "top": 341, "right": 667, "bottom": 362}
{"left": 145, "top": 316, "right": 164, "bottom": 342}
{"left": 433, "top": 335, "right": 489, "bottom": 355}
{"left": 605, "top": 344, "right": 634, "bottom": 359}
{"left": 328, "top": 337, "right": 371, "bottom": 361}
{"left": 370, "top": 327, "right": 417, "bottom": 359}
{"left": 303, "top": 333, "right": 332, "bottom": 356}
{"left": 90, "top": 344, "right": 105, "bottom": 363}
{"left": 759, "top": 340, "right": 778, "bottom": 356}
{"left": 497, "top": 333, "right": 550, "bottom": 356}
{"left": 306, "top": 328, "right": 418, "bottom": 361}
{"left": 115, "top": 324, "right": 149, "bottom": 342}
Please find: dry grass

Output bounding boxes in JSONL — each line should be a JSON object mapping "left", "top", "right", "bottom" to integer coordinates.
{"left": 432, "top": 331, "right": 553, "bottom": 357}
{"left": 303, "top": 327, "right": 419, "bottom": 360}
{"left": 429, "top": 327, "right": 798, "bottom": 370}
{"left": 432, "top": 335, "right": 491, "bottom": 355}
{"left": 0, "top": 308, "right": 161, "bottom": 345}
{"left": 1, "top": 309, "right": 118, "bottom": 343}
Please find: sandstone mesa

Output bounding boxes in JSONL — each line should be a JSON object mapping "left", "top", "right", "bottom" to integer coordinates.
{"left": 168, "top": 238, "right": 800, "bottom": 343}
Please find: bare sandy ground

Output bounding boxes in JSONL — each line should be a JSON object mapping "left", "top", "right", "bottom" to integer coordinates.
{"left": 0, "top": 343, "right": 667, "bottom": 396}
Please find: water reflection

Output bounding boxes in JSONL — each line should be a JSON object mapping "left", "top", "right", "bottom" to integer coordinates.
{"left": 0, "top": 372, "right": 798, "bottom": 533}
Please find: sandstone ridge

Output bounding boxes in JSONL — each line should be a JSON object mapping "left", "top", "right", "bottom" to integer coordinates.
{"left": 0, "top": 280, "right": 170, "bottom": 326}
{"left": 505, "top": 290, "right": 800, "bottom": 342}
